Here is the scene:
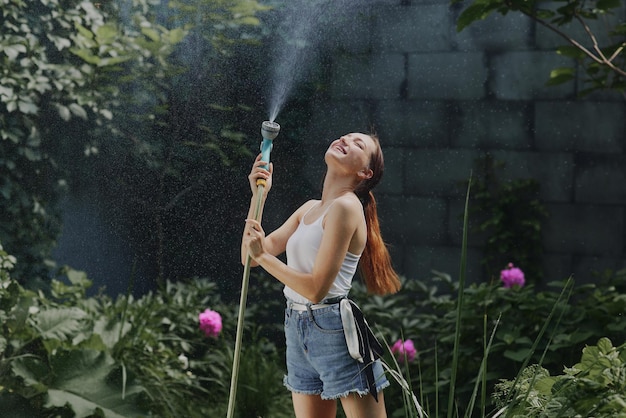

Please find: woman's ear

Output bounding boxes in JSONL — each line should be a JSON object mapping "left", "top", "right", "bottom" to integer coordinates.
{"left": 358, "top": 167, "right": 374, "bottom": 180}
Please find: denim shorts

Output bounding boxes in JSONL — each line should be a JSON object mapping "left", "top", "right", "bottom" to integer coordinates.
{"left": 283, "top": 303, "right": 390, "bottom": 400}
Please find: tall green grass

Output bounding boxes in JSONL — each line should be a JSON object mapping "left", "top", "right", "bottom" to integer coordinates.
{"left": 377, "top": 176, "right": 576, "bottom": 418}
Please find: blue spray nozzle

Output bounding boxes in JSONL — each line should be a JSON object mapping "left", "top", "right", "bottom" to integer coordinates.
{"left": 261, "top": 121, "right": 280, "bottom": 140}
{"left": 259, "top": 121, "right": 280, "bottom": 171}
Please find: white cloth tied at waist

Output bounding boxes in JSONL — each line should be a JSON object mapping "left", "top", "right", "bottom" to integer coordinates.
{"left": 339, "top": 299, "right": 384, "bottom": 402}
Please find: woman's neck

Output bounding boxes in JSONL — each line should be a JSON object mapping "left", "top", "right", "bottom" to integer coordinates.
{"left": 320, "top": 170, "right": 357, "bottom": 204}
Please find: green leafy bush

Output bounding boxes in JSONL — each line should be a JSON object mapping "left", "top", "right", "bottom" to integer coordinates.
{"left": 0, "top": 249, "right": 289, "bottom": 417}
{"left": 469, "top": 154, "right": 547, "bottom": 282}
{"left": 452, "top": 0, "right": 626, "bottom": 95}
{"left": 351, "top": 268, "right": 626, "bottom": 417}
{"left": 0, "top": 0, "right": 274, "bottom": 290}
{"left": 3, "top": 235, "right": 626, "bottom": 417}
{"left": 494, "top": 338, "right": 626, "bottom": 417}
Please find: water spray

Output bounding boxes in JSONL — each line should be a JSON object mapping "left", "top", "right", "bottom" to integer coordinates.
{"left": 227, "top": 120, "right": 280, "bottom": 418}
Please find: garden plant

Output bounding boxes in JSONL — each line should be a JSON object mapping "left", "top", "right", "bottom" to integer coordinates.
{"left": 1, "top": 1, "right": 625, "bottom": 417}
{"left": 2, "top": 183, "right": 625, "bottom": 416}
{"left": 453, "top": 0, "right": 625, "bottom": 96}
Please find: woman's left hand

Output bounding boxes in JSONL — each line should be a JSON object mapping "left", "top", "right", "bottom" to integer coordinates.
{"left": 243, "top": 219, "right": 266, "bottom": 261}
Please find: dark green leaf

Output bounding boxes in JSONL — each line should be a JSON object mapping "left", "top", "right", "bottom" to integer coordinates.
{"left": 596, "top": 0, "right": 621, "bottom": 11}
{"left": 556, "top": 45, "right": 585, "bottom": 59}
{"left": 504, "top": 347, "right": 533, "bottom": 362}
{"left": 33, "top": 307, "right": 87, "bottom": 341}
{"left": 546, "top": 67, "right": 575, "bottom": 85}
{"left": 535, "top": 8, "right": 556, "bottom": 19}
{"left": 10, "top": 357, "right": 49, "bottom": 394}
{"left": 69, "top": 48, "right": 101, "bottom": 65}
{"left": 46, "top": 349, "right": 147, "bottom": 417}
{"left": 457, "top": 3, "right": 494, "bottom": 32}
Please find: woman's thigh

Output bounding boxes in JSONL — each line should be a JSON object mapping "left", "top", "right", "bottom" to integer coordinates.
{"left": 292, "top": 392, "right": 337, "bottom": 418}
{"left": 340, "top": 390, "right": 387, "bottom": 418}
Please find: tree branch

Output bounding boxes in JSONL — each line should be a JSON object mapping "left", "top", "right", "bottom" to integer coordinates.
{"left": 522, "top": 11, "right": 626, "bottom": 78}
{"left": 575, "top": 14, "right": 626, "bottom": 77}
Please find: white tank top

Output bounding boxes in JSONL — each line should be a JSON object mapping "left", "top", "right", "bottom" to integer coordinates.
{"left": 283, "top": 201, "right": 362, "bottom": 304}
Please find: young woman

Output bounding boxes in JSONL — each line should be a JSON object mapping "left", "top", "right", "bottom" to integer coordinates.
{"left": 241, "top": 132, "right": 401, "bottom": 418}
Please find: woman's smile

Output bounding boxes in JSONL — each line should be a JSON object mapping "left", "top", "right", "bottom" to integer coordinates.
{"left": 333, "top": 143, "right": 348, "bottom": 154}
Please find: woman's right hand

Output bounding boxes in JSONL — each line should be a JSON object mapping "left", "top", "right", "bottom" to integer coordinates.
{"left": 248, "top": 153, "right": 273, "bottom": 195}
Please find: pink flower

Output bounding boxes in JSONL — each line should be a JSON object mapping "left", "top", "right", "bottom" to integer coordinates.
{"left": 199, "top": 309, "right": 222, "bottom": 338}
{"left": 500, "top": 263, "right": 525, "bottom": 288}
{"left": 391, "top": 339, "right": 417, "bottom": 363}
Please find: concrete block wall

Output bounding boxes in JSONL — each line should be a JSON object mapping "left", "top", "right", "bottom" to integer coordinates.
{"left": 300, "top": 0, "right": 626, "bottom": 284}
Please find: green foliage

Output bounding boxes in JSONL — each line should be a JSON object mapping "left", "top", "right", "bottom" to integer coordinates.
{"left": 1, "top": 268, "right": 150, "bottom": 416}
{"left": 469, "top": 154, "right": 547, "bottom": 283}
{"left": 494, "top": 338, "right": 626, "bottom": 417}
{"left": 351, "top": 267, "right": 626, "bottom": 417}
{"left": 0, "top": 247, "right": 290, "bottom": 417}
{"left": 170, "top": 0, "right": 271, "bottom": 53}
{"left": 1, "top": 0, "right": 276, "bottom": 288}
{"left": 447, "top": 175, "right": 472, "bottom": 418}
{"left": 452, "top": 0, "right": 626, "bottom": 95}
{"left": 230, "top": 331, "right": 294, "bottom": 418}
{"left": 3, "top": 235, "right": 626, "bottom": 417}
{"left": 59, "top": 0, "right": 279, "bottom": 286}
{"left": 0, "top": 0, "right": 189, "bottom": 285}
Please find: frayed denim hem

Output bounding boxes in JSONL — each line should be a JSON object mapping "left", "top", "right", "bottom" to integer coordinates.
{"left": 283, "top": 375, "right": 323, "bottom": 397}
{"left": 320, "top": 380, "right": 391, "bottom": 401}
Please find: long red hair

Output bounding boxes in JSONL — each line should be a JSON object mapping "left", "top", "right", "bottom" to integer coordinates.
{"left": 354, "top": 134, "right": 401, "bottom": 295}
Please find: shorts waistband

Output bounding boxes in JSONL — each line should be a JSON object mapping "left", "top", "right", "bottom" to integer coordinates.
{"left": 287, "top": 295, "right": 346, "bottom": 311}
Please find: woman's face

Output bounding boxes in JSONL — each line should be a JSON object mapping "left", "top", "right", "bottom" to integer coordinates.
{"left": 325, "top": 133, "right": 375, "bottom": 177}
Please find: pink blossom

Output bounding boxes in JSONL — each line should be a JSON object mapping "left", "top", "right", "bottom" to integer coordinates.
{"left": 391, "top": 339, "right": 417, "bottom": 363}
{"left": 500, "top": 263, "right": 525, "bottom": 288}
{"left": 199, "top": 309, "right": 222, "bottom": 338}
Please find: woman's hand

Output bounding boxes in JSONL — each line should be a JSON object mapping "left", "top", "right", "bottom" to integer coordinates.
{"left": 243, "top": 219, "right": 266, "bottom": 261}
{"left": 248, "top": 153, "right": 273, "bottom": 195}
